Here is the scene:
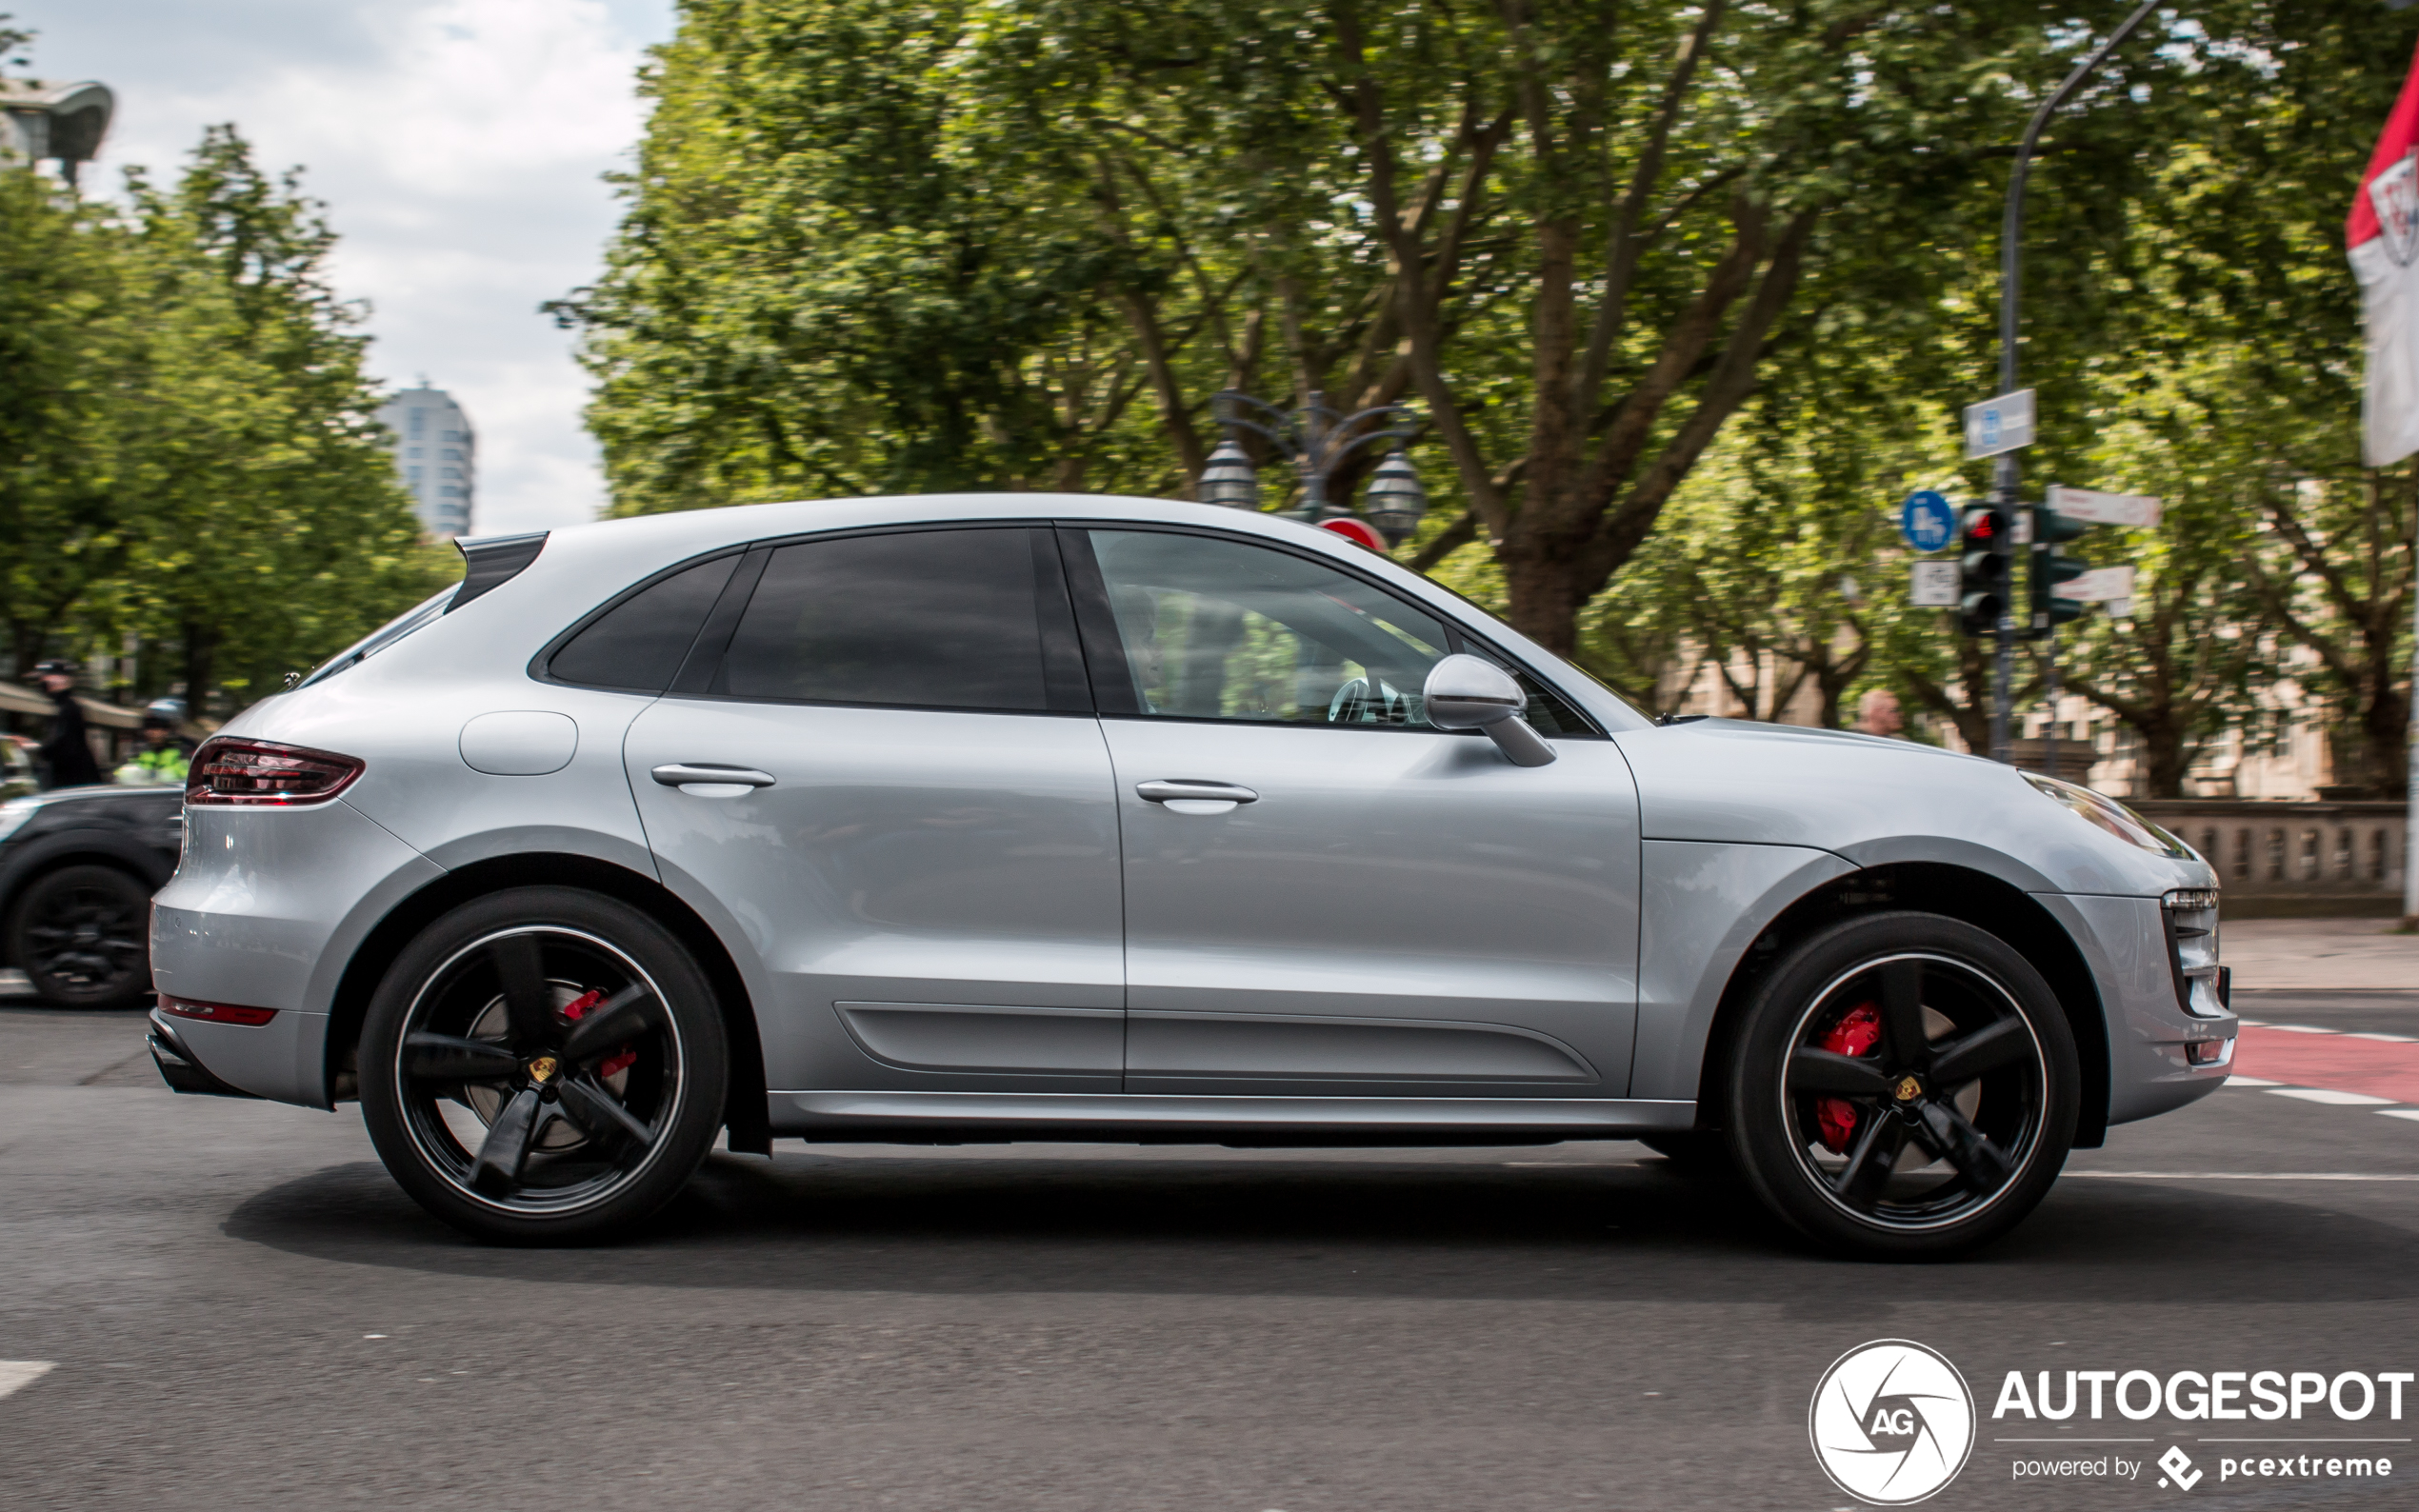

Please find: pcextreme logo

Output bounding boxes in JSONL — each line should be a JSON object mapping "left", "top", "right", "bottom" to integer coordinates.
{"left": 1809, "top": 1340, "right": 1978, "bottom": 1505}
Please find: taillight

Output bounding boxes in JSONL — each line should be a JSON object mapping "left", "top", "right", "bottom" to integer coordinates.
{"left": 186, "top": 737, "right": 365, "bottom": 806}
{"left": 158, "top": 994, "right": 277, "bottom": 1026}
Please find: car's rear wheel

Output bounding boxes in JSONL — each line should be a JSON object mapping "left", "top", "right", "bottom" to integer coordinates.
{"left": 6, "top": 864, "right": 153, "bottom": 1008}
{"left": 1723, "top": 911, "right": 2077, "bottom": 1259}
{"left": 359, "top": 887, "right": 728, "bottom": 1245}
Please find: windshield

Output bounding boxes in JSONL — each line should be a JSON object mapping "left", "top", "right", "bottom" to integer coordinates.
{"left": 292, "top": 585, "right": 459, "bottom": 690}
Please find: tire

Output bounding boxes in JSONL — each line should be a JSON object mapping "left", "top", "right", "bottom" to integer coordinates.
{"left": 359, "top": 886, "right": 729, "bottom": 1245}
{"left": 1721, "top": 911, "right": 2078, "bottom": 1260}
{"left": 5, "top": 864, "right": 154, "bottom": 1008}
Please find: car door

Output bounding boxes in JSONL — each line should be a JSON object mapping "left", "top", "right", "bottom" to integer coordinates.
{"left": 621, "top": 524, "right": 1126, "bottom": 1096}
{"left": 1067, "top": 525, "right": 1642, "bottom": 1099}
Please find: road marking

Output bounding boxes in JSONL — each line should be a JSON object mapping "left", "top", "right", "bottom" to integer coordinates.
{"left": 2268, "top": 1087, "right": 2397, "bottom": 1105}
{"left": 2380, "top": 1110, "right": 2419, "bottom": 1124}
{"left": 2226, "top": 1075, "right": 2283, "bottom": 1086}
{"left": 2348, "top": 1032, "right": 2419, "bottom": 1043}
{"left": 2267, "top": 1025, "right": 2339, "bottom": 1034}
{"left": 0, "top": 1362, "right": 54, "bottom": 1400}
{"left": 2069, "top": 1172, "right": 2419, "bottom": 1181}
{"left": 2235, "top": 1026, "right": 2419, "bottom": 1104}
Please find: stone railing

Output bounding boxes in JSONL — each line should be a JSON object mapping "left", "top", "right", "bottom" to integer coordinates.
{"left": 2129, "top": 800, "right": 2407, "bottom": 916}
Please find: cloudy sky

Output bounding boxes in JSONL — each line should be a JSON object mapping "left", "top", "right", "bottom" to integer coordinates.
{"left": 19, "top": 0, "right": 678, "bottom": 535}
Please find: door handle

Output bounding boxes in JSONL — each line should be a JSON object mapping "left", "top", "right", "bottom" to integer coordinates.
{"left": 651, "top": 764, "right": 777, "bottom": 797}
{"left": 1135, "top": 779, "right": 1257, "bottom": 815}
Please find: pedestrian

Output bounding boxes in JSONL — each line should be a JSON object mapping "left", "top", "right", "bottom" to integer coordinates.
{"left": 1856, "top": 687, "right": 1905, "bottom": 740}
{"left": 30, "top": 658, "right": 102, "bottom": 790}
{"left": 115, "top": 698, "right": 194, "bottom": 786}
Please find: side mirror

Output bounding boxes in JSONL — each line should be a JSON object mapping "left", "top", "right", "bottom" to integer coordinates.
{"left": 1422, "top": 654, "right": 1556, "bottom": 767}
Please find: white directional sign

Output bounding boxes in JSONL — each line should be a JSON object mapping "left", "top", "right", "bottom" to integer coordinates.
{"left": 2047, "top": 485, "right": 2162, "bottom": 529}
{"left": 2060, "top": 565, "right": 2135, "bottom": 603}
{"left": 1963, "top": 388, "right": 2034, "bottom": 459}
{"left": 1909, "top": 561, "right": 1961, "bottom": 607}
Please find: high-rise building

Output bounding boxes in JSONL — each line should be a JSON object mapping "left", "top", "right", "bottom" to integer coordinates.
{"left": 0, "top": 79, "right": 114, "bottom": 188}
{"left": 375, "top": 384, "right": 475, "bottom": 539}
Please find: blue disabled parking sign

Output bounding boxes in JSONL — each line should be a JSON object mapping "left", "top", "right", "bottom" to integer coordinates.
{"left": 1900, "top": 490, "right": 1955, "bottom": 553}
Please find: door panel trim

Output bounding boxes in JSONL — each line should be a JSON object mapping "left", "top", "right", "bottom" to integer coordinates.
{"left": 1125, "top": 1010, "right": 1598, "bottom": 1084}
{"left": 770, "top": 1089, "right": 1695, "bottom": 1135}
{"left": 835, "top": 1001, "right": 1123, "bottom": 1077}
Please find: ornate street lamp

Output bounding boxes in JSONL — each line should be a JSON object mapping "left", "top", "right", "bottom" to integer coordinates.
{"left": 1198, "top": 389, "right": 1427, "bottom": 547}
{"left": 1361, "top": 448, "right": 1429, "bottom": 547}
{"left": 1197, "top": 436, "right": 1261, "bottom": 509}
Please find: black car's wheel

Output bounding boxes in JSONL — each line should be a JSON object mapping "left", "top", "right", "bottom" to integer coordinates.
{"left": 359, "top": 887, "right": 728, "bottom": 1245}
{"left": 5, "top": 864, "right": 153, "bottom": 1008}
{"left": 1723, "top": 911, "right": 2078, "bottom": 1259}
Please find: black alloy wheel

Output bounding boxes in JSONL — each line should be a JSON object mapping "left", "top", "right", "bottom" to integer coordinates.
{"left": 359, "top": 887, "right": 728, "bottom": 1244}
{"left": 1724, "top": 911, "right": 2078, "bottom": 1258}
{"left": 5, "top": 864, "right": 153, "bottom": 1008}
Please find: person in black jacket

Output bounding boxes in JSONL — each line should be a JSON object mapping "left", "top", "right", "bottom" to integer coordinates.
{"left": 31, "top": 659, "right": 101, "bottom": 789}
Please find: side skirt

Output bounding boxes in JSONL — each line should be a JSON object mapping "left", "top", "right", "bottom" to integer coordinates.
{"left": 769, "top": 1090, "right": 1694, "bottom": 1145}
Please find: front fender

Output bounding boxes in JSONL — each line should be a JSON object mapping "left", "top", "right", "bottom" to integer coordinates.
{"left": 1628, "top": 841, "right": 1854, "bottom": 1102}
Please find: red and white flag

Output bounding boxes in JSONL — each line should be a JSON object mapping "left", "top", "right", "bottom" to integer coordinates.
{"left": 2349, "top": 39, "right": 2419, "bottom": 466}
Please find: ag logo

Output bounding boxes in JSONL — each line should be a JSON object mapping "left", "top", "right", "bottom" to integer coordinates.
{"left": 1809, "top": 1340, "right": 1976, "bottom": 1505}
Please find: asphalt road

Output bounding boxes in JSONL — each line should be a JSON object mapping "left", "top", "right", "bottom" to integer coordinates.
{"left": 4, "top": 992, "right": 2418, "bottom": 1512}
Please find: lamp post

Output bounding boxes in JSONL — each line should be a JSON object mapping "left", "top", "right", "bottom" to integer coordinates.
{"left": 1197, "top": 389, "right": 1429, "bottom": 547}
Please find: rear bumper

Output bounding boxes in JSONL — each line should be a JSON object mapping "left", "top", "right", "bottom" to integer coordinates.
{"left": 144, "top": 1004, "right": 329, "bottom": 1105}
{"left": 147, "top": 1008, "right": 258, "bottom": 1099}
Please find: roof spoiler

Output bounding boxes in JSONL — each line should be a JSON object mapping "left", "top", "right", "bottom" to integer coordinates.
{"left": 449, "top": 531, "right": 549, "bottom": 612}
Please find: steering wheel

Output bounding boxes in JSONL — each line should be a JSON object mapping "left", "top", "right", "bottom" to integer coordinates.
{"left": 1327, "top": 677, "right": 1405, "bottom": 725}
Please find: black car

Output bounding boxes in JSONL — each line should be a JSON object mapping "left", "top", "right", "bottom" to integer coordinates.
{"left": 0, "top": 785, "right": 183, "bottom": 1008}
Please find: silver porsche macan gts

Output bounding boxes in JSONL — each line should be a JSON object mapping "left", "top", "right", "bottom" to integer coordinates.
{"left": 145, "top": 494, "right": 2232, "bottom": 1255}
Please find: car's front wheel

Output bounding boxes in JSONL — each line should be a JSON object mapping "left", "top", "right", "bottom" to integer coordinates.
{"left": 359, "top": 887, "right": 728, "bottom": 1244}
{"left": 1722, "top": 911, "right": 2078, "bottom": 1259}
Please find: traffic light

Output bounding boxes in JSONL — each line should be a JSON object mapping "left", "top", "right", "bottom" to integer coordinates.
{"left": 2029, "top": 503, "right": 2089, "bottom": 631}
{"left": 1957, "top": 506, "right": 2011, "bottom": 637}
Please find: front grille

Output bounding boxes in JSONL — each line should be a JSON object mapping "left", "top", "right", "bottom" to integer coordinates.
{"left": 2162, "top": 887, "right": 2224, "bottom": 1018}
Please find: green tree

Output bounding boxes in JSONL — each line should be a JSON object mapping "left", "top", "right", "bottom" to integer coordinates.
{"left": 111, "top": 128, "right": 447, "bottom": 708}
{"left": 0, "top": 160, "right": 130, "bottom": 677}
{"left": 572, "top": 0, "right": 2099, "bottom": 654}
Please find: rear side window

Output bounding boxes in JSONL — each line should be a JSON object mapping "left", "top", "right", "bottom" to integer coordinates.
{"left": 711, "top": 528, "right": 1056, "bottom": 711}
{"left": 550, "top": 555, "right": 737, "bottom": 692}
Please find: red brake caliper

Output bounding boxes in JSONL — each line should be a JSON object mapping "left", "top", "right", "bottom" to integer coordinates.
{"left": 1816, "top": 1002, "right": 1882, "bottom": 1153}
{"left": 560, "top": 989, "right": 639, "bottom": 1079}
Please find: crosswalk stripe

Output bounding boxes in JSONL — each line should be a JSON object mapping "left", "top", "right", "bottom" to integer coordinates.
{"left": 0, "top": 1363, "right": 55, "bottom": 1401}
{"left": 2268, "top": 1087, "right": 2397, "bottom": 1105}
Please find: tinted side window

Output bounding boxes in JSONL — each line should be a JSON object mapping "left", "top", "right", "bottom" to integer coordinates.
{"left": 1086, "top": 528, "right": 1451, "bottom": 726}
{"left": 550, "top": 555, "right": 738, "bottom": 691}
{"left": 713, "top": 528, "right": 1052, "bottom": 711}
{"left": 1510, "top": 669, "right": 1595, "bottom": 737}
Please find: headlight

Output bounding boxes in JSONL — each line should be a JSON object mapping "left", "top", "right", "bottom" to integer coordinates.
{"left": 0, "top": 796, "right": 39, "bottom": 845}
{"left": 2021, "top": 772, "right": 2192, "bottom": 859}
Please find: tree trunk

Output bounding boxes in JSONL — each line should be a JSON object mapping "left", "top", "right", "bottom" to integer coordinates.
{"left": 180, "top": 625, "right": 219, "bottom": 718}
{"left": 2138, "top": 715, "right": 2191, "bottom": 799}
{"left": 1501, "top": 547, "right": 1587, "bottom": 658}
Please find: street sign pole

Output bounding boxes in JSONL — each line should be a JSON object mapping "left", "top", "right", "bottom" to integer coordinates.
{"left": 2409, "top": 580, "right": 2419, "bottom": 926}
{"left": 1990, "top": 461, "right": 2016, "bottom": 766}
{"left": 1989, "top": 0, "right": 2161, "bottom": 767}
